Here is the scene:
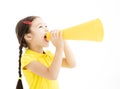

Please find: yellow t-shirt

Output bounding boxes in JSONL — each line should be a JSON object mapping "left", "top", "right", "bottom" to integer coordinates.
{"left": 21, "top": 49, "right": 59, "bottom": 89}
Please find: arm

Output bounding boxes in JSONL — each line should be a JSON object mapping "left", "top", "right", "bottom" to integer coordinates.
{"left": 26, "top": 48, "right": 63, "bottom": 80}
{"left": 62, "top": 41, "right": 76, "bottom": 68}
{"left": 25, "top": 31, "right": 64, "bottom": 80}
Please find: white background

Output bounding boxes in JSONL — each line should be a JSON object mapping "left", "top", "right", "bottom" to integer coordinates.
{"left": 0, "top": 0, "right": 120, "bottom": 89}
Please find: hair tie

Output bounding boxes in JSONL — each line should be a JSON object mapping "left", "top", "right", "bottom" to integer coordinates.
{"left": 23, "top": 21, "right": 32, "bottom": 25}
{"left": 19, "top": 77, "right": 22, "bottom": 80}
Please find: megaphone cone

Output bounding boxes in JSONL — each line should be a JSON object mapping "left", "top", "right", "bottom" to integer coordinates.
{"left": 46, "top": 18, "right": 104, "bottom": 42}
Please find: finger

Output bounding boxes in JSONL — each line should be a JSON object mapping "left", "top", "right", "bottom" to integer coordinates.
{"left": 50, "top": 30, "right": 55, "bottom": 40}
{"left": 54, "top": 30, "right": 57, "bottom": 38}
{"left": 52, "top": 30, "right": 58, "bottom": 38}
{"left": 59, "top": 31, "right": 62, "bottom": 39}
{"left": 56, "top": 30, "right": 59, "bottom": 38}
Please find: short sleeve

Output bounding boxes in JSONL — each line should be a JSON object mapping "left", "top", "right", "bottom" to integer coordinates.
{"left": 21, "top": 54, "right": 36, "bottom": 69}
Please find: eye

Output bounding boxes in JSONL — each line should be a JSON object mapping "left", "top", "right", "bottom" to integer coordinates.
{"left": 45, "top": 25, "right": 47, "bottom": 28}
{"left": 39, "top": 26, "right": 43, "bottom": 28}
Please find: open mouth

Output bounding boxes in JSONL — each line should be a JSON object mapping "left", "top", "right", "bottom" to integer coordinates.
{"left": 44, "top": 35, "right": 48, "bottom": 42}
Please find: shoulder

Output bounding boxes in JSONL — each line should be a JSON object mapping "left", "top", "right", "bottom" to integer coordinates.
{"left": 21, "top": 49, "right": 36, "bottom": 60}
{"left": 21, "top": 49, "right": 37, "bottom": 69}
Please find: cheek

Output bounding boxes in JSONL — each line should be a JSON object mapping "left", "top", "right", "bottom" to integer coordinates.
{"left": 39, "top": 30, "right": 45, "bottom": 34}
{"left": 33, "top": 33, "right": 43, "bottom": 42}
{"left": 31, "top": 30, "right": 45, "bottom": 42}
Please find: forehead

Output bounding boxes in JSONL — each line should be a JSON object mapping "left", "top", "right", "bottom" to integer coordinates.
{"left": 31, "top": 17, "right": 45, "bottom": 27}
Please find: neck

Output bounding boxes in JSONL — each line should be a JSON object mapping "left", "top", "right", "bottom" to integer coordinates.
{"left": 29, "top": 45, "right": 43, "bottom": 54}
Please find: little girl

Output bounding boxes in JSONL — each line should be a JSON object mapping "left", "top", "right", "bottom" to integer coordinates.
{"left": 15, "top": 16, "right": 76, "bottom": 89}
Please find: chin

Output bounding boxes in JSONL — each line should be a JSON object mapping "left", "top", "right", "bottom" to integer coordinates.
{"left": 44, "top": 43, "right": 49, "bottom": 47}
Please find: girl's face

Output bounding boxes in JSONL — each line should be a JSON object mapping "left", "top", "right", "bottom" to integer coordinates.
{"left": 28, "top": 17, "right": 49, "bottom": 48}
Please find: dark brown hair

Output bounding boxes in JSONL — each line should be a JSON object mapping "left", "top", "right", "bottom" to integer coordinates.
{"left": 15, "top": 16, "right": 38, "bottom": 89}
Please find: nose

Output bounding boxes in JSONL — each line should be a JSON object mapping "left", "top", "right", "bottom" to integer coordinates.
{"left": 44, "top": 28, "right": 49, "bottom": 32}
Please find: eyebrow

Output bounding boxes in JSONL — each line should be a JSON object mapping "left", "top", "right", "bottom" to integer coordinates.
{"left": 36, "top": 23, "right": 47, "bottom": 27}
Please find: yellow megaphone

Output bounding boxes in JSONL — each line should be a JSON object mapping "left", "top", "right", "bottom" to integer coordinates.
{"left": 46, "top": 18, "right": 104, "bottom": 42}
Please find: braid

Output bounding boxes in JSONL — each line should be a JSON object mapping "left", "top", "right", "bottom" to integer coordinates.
{"left": 16, "top": 44, "right": 23, "bottom": 89}
{"left": 18, "top": 44, "right": 23, "bottom": 78}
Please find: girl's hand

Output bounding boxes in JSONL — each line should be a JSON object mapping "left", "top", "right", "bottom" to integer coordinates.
{"left": 50, "top": 30, "right": 64, "bottom": 49}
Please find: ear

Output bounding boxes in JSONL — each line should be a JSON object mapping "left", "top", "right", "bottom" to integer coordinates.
{"left": 24, "top": 33, "right": 32, "bottom": 42}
